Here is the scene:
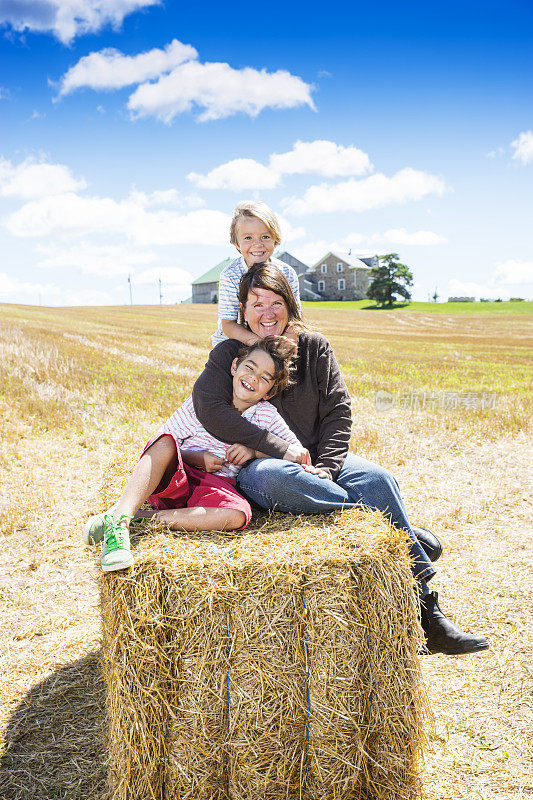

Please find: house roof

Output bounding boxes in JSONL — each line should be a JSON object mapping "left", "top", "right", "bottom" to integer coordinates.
{"left": 312, "top": 251, "right": 373, "bottom": 270}
{"left": 192, "top": 257, "right": 233, "bottom": 285}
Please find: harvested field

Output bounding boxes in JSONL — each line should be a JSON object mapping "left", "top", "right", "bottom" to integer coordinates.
{"left": 0, "top": 302, "right": 532, "bottom": 799}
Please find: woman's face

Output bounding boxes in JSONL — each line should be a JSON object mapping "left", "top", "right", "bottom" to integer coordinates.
{"left": 242, "top": 288, "right": 289, "bottom": 338}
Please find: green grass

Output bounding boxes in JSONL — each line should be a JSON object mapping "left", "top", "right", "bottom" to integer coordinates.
{"left": 301, "top": 300, "right": 533, "bottom": 314}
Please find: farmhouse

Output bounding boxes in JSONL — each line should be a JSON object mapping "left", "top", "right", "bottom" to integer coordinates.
{"left": 191, "top": 250, "right": 378, "bottom": 303}
{"left": 301, "top": 252, "right": 377, "bottom": 301}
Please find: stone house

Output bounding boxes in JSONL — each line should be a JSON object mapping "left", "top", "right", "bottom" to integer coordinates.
{"left": 301, "top": 252, "right": 378, "bottom": 301}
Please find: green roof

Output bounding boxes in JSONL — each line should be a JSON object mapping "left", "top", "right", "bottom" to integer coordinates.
{"left": 192, "top": 257, "right": 233, "bottom": 285}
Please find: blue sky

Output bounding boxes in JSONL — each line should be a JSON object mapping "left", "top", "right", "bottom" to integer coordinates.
{"left": 1, "top": 0, "right": 532, "bottom": 305}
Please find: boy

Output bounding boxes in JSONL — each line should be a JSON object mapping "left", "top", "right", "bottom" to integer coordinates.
{"left": 211, "top": 201, "right": 301, "bottom": 347}
{"left": 83, "top": 337, "right": 307, "bottom": 572}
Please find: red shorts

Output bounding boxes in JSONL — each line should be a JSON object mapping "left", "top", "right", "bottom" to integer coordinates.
{"left": 141, "top": 434, "right": 252, "bottom": 530}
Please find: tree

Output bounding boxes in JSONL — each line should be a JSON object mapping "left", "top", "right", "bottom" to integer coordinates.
{"left": 367, "top": 253, "right": 413, "bottom": 308}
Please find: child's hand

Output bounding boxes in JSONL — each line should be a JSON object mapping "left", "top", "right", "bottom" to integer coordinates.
{"left": 283, "top": 443, "right": 312, "bottom": 465}
{"left": 226, "top": 443, "right": 255, "bottom": 466}
{"left": 202, "top": 452, "right": 226, "bottom": 473}
{"left": 186, "top": 450, "right": 225, "bottom": 473}
{"left": 301, "top": 463, "right": 329, "bottom": 479}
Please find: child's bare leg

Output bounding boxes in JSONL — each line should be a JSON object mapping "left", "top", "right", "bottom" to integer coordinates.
{"left": 114, "top": 435, "right": 178, "bottom": 521}
{"left": 137, "top": 506, "right": 246, "bottom": 532}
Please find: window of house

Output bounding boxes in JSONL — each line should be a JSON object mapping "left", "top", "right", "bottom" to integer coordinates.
{"left": 338, "top": 278, "right": 345, "bottom": 290}
{"left": 337, "top": 263, "right": 343, "bottom": 272}
{"left": 318, "top": 280, "right": 325, "bottom": 292}
{"left": 321, "top": 264, "right": 327, "bottom": 274}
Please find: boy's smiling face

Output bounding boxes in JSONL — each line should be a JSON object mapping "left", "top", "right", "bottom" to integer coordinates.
{"left": 231, "top": 348, "right": 277, "bottom": 412}
{"left": 235, "top": 217, "right": 276, "bottom": 267}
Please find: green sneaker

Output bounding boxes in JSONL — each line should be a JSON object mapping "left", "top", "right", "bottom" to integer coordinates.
{"left": 83, "top": 506, "right": 141, "bottom": 545}
{"left": 101, "top": 515, "right": 134, "bottom": 572}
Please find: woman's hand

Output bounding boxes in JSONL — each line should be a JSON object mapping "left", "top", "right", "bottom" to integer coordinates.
{"left": 283, "top": 443, "right": 312, "bottom": 465}
{"left": 301, "top": 463, "right": 329, "bottom": 479}
{"left": 226, "top": 443, "right": 255, "bottom": 465}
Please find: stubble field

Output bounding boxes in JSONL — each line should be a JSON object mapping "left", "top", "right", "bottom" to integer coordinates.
{"left": 0, "top": 301, "right": 531, "bottom": 799}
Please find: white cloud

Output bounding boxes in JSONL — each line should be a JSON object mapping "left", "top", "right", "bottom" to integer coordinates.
{"left": 6, "top": 192, "right": 231, "bottom": 247}
{"left": 0, "top": 86, "right": 10, "bottom": 100}
{"left": 128, "top": 187, "right": 205, "bottom": 208}
{"left": 0, "top": 271, "right": 113, "bottom": 305}
{"left": 36, "top": 242, "right": 156, "bottom": 276}
{"left": 187, "top": 140, "right": 372, "bottom": 191}
{"left": 485, "top": 146, "right": 505, "bottom": 159}
{"left": 446, "top": 259, "right": 533, "bottom": 300}
{"left": 56, "top": 39, "right": 197, "bottom": 97}
{"left": 0, "top": 0, "right": 160, "bottom": 45}
{"left": 283, "top": 168, "right": 447, "bottom": 215}
{"left": 511, "top": 130, "right": 533, "bottom": 165}
{"left": 380, "top": 228, "right": 447, "bottom": 246}
{"left": 288, "top": 229, "right": 445, "bottom": 265}
{"left": 492, "top": 259, "right": 533, "bottom": 285}
{"left": 188, "top": 158, "right": 281, "bottom": 191}
{"left": 127, "top": 60, "right": 315, "bottom": 123}
{"left": 0, "top": 157, "right": 86, "bottom": 199}
{"left": 270, "top": 140, "right": 372, "bottom": 178}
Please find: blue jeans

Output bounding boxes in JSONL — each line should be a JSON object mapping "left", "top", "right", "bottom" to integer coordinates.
{"left": 237, "top": 453, "right": 436, "bottom": 582}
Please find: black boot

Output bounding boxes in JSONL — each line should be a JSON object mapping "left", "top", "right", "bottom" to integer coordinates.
{"left": 412, "top": 526, "right": 443, "bottom": 563}
{"left": 420, "top": 591, "right": 489, "bottom": 655}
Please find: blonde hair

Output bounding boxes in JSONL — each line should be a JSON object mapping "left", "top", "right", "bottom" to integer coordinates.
{"left": 229, "top": 201, "right": 282, "bottom": 248}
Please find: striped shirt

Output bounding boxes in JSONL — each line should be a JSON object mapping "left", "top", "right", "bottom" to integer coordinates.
{"left": 158, "top": 396, "right": 301, "bottom": 478}
{"left": 211, "top": 255, "right": 301, "bottom": 347}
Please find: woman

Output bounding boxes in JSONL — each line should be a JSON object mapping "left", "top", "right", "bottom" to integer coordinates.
{"left": 192, "top": 262, "right": 488, "bottom": 656}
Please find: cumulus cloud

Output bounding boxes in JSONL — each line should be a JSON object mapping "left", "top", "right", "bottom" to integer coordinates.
{"left": 270, "top": 140, "right": 371, "bottom": 178}
{"left": 379, "top": 228, "right": 447, "bottom": 246}
{"left": 6, "top": 191, "right": 231, "bottom": 247}
{"left": 446, "top": 259, "right": 533, "bottom": 300}
{"left": 188, "top": 158, "right": 281, "bottom": 191}
{"left": 492, "top": 259, "right": 533, "bottom": 285}
{"left": 54, "top": 37, "right": 314, "bottom": 122}
{"left": 127, "top": 60, "right": 315, "bottom": 123}
{"left": 0, "top": 0, "right": 160, "bottom": 45}
{"left": 36, "top": 242, "right": 157, "bottom": 276}
{"left": 128, "top": 187, "right": 205, "bottom": 208}
{"left": 283, "top": 168, "right": 447, "bottom": 216}
{"left": 56, "top": 39, "right": 197, "bottom": 97}
{"left": 0, "top": 157, "right": 86, "bottom": 199}
{"left": 0, "top": 271, "right": 113, "bottom": 305}
{"left": 187, "top": 140, "right": 372, "bottom": 191}
{"left": 511, "top": 130, "right": 533, "bottom": 165}
{"left": 288, "top": 229, "right": 445, "bottom": 266}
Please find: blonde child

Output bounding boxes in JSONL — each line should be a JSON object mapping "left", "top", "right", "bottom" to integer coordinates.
{"left": 83, "top": 337, "right": 308, "bottom": 572}
{"left": 211, "top": 201, "right": 301, "bottom": 347}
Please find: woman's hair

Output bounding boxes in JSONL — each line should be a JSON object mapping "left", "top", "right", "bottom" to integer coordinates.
{"left": 229, "top": 201, "right": 282, "bottom": 247}
{"left": 237, "top": 261, "right": 305, "bottom": 331}
{"left": 235, "top": 336, "right": 295, "bottom": 395}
